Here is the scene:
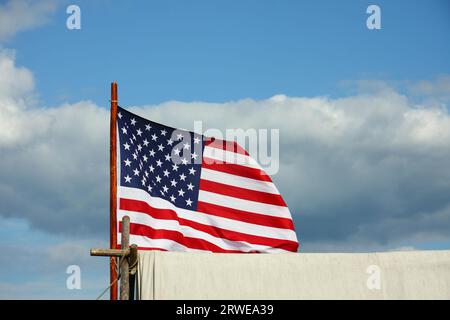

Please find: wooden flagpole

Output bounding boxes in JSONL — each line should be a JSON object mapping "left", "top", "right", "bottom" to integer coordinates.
{"left": 91, "top": 83, "right": 137, "bottom": 299}
{"left": 110, "top": 82, "right": 118, "bottom": 300}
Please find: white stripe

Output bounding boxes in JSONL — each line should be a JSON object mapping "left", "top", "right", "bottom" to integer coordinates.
{"left": 118, "top": 209, "right": 291, "bottom": 253}
{"left": 119, "top": 186, "right": 297, "bottom": 242}
{"left": 200, "top": 168, "right": 279, "bottom": 194}
{"left": 124, "top": 235, "right": 202, "bottom": 252}
{"left": 203, "top": 146, "right": 261, "bottom": 169}
{"left": 198, "top": 190, "right": 292, "bottom": 219}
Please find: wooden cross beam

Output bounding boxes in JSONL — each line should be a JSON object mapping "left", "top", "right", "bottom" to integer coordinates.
{"left": 90, "top": 215, "right": 138, "bottom": 300}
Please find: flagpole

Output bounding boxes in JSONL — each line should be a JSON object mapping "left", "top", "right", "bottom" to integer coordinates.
{"left": 110, "top": 82, "right": 118, "bottom": 300}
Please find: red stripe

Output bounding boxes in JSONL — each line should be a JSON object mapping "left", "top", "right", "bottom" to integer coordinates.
{"left": 204, "top": 138, "right": 248, "bottom": 155}
{"left": 119, "top": 198, "right": 298, "bottom": 252}
{"left": 202, "top": 157, "right": 272, "bottom": 182}
{"left": 196, "top": 201, "right": 295, "bottom": 231}
{"left": 122, "top": 196, "right": 293, "bottom": 230}
{"left": 117, "top": 244, "right": 167, "bottom": 251}
{"left": 119, "top": 221, "right": 242, "bottom": 253}
{"left": 121, "top": 198, "right": 178, "bottom": 221}
{"left": 199, "top": 179, "right": 286, "bottom": 207}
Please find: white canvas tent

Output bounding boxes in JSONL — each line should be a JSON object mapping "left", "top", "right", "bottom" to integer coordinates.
{"left": 137, "top": 250, "right": 450, "bottom": 299}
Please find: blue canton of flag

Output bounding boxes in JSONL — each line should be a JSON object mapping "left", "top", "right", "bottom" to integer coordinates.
{"left": 117, "top": 106, "right": 204, "bottom": 210}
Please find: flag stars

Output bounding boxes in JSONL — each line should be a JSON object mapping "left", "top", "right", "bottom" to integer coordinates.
{"left": 119, "top": 110, "right": 202, "bottom": 210}
{"left": 118, "top": 112, "right": 122, "bottom": 119}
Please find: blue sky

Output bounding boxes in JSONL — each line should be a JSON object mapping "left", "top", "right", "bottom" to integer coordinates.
{"left": 8, "top": 0, "right": 450, "bottom": 107}
{"left": 0, "top": 0, "right": 450, "bottom": 299}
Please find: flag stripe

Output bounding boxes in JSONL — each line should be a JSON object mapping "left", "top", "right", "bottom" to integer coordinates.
{"left": 124, "top": 235, "right": 289, "bottom": 253}
{"left": 204, "top": 138, "right": 249, "bottom": 155}
{"left": 203, "top": 147, "right": 262, "bottom": 170}
{"left": 117, "top": 244, "right": 167, "bottom": 252}
{"left": 202, "top": 157, "right": 272, "bottom": 182}
{"left": 121, "top": 221, "right": 243, "bottom": 253}
{"left": 126, "top": 235, "right": 199, "bottom": 252}
{"left": 119, "top": 187, "right": 297, "bottom": 241}
{"left": 200, "top": 168, "right": 279, "bottom": 194}
{"left": 198, "top": 190, "right": 292, "bottom": 219}
{"left": 199, "top": 179, "right": 286, "bottom": 207}
{"left": 197, "top": 201, "right": 295, "bottom": 230}
{"left": 118, "top": 208, "right": 295, "bottom": 252}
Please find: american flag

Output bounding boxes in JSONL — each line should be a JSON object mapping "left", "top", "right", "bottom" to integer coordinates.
{"left": 116, "top": 106, "right": 299, "bottom": 253}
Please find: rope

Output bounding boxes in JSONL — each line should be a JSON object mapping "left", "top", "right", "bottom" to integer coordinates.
{"left": 95, "top": 257, "right": 123, "bottom": 300}
{"left": 95, "top": 275, "right": 119, "bottom": 300}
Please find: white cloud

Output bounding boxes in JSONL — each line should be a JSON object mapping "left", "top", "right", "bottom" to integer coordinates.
{"left": 0, "top": 50, "right": 109, "bottom": 235}
{"left": 0, "top": 0, "right": 58, "bottom": 42}
{"left": 0, "top": 50, "right": 450, "bottom": 251}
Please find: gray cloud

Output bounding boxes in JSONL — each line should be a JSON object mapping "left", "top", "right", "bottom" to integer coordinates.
{"left": 1, "top": 50, "right": 450, "bottom": 251}
{"left": 0, "top": 216, "right": 109, "bottom": 299}
{"left": 407, "top": 75, "right": 450, "bottom": 106}
{"left": 0, "top": 239, "right": 109, "bottom": 299}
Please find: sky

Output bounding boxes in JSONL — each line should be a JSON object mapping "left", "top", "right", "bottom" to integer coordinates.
{"left": 0, "top": 0, "right": 449, "bottom": 299}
